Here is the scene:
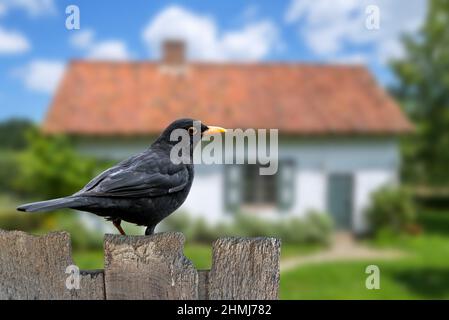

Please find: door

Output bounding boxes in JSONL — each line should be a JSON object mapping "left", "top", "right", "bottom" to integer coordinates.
{"left": 327, "top": 174, "right": 353, "bottom": 230}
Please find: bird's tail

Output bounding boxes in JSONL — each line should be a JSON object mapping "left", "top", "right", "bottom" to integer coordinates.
{"left": 17, "top": 197, "right": 81, "bottom": 213}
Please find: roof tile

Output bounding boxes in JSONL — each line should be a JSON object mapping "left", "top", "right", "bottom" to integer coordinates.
{"left": 43, "top": 61, "right": 413, "bottom": 135}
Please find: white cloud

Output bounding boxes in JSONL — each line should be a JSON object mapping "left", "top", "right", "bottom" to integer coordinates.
{"left": 87, "top": 40, "right": 130, "bottom": 60}
{"left": 285, "top": 0, "right": 427, "bottom": 64}
{"left": 0, "top": 26, "right": 30, "bottom": 54}
{"left": 332, "top": 53, "right": 369, "bottom": 65}
{"left": 241, "top": 5, "right": 259, "bottom": 21}
{"left": 0, "top": 0, "right": 56, "bottom": 16}
{"left": 220, "top": 22, "right": 278, "bottom": 61}
{"left": 69, "top": 29, "right": 94, "bottom": 49}
{"left": 14, "top": 60, "right": 65, "bottom": 94}
{"left": 142, "top": 5, "right": 279, "bottom": 62}
{"left": 0, "top": 3, "right": 7, "bottom": 16}
{"left": 69, "top": 29, "right": 131, "bottom": 61}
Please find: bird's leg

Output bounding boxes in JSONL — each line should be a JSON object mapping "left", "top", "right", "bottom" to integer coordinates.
{"left": 113, "top": 219, "right": 126, "bottom": 235}
{"left": 145, "top": 226, "right": 155, "bottom": 236}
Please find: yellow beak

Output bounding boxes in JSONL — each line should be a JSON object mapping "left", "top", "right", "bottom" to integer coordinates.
{"left": 204, "top": 126, "right": 227, "bottom": 135}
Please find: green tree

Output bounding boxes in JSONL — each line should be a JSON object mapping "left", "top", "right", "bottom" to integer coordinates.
{"left": 392, "top": 0, "right": 449, "bottom": 186}
{"left": 14, "top": 132, "right": 98, "bottom": 199}
{"left": 0, "top": 118, "right": 35, "bottom": 150}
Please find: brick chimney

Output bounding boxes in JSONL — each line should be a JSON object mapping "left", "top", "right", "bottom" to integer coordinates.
{"left": 162, "top": 40, "right": 186, "bottom": 66}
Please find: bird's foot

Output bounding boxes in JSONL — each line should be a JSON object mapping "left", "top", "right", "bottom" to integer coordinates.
{"left": 145, "top": 226, "right": 155, "bottom": 236}
{"left": 113, "top": 219, "right": 126, "bottom": 235}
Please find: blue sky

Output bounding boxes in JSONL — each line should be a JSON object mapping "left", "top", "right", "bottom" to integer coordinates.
{"left": 0, "top": 0, "right": 427, "bottom": 122}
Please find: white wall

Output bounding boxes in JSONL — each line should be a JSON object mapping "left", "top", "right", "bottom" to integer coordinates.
{"left": 180, "top": 164, "right": 225, "bottom": 223}
{"left": 75, "top": 136, "right": 401, "bottom": 231}
{"left": 294, "top": 170, "right": 326, "bottom": 217}
{"left": 181, "top": 137, "right": 400, "bottom": 231}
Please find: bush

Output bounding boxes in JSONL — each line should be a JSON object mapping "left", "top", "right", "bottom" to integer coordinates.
{"left": 0, "top": 209, "right": 102, "bottom": 251}
{"left": 0, "top": 118, "right": 35, "bottom": 150}
{"left": 160, "top": 210, "right": 333, "bottom": 245}
{"left": 0, "top": 210, "right": 45, "bottom": 231}
{"left": 13, "top": 132, "right": 98, "bottom": 199}
{"left": 231, "top": 214, "right": 278, "bottom": 238}
{"left": 301, "top": 211, "right": 333, "bottom": 244}
{"left": 0, "top": 152, "right": 19, "bottom": 193}
{"left": 366, "top": 186, "right": 417, "bottom": 235}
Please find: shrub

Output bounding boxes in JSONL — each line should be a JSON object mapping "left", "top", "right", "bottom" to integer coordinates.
{"left": 0, "top": 118, "right": 35, "bottom": 150}
{"left": 0, "top": 152, "right": 19, "bottom": 193}
{"left": 302, "top": 210, "right": 333, "bottom": 244}
{"left": 366, "top": 186, "right": 417, "bottom": 235}
{"left": 160, "top": 210, "right": 333, "bottom": 245}
{"left": 0, "top": 209, "right": 102, "bottom": 250}
{"left": 0, "top": 210, "right": 45, "bottom": 231}
{"left": 13, "top": 132, "right": 98, "bottom": 199}
{"left": 231, "top": 214, "right": 278, "bottom": 238}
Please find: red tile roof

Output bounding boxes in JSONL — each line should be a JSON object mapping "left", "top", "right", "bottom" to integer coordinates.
{"left": 43, "top": 61, "right": 413, "bottom": 135}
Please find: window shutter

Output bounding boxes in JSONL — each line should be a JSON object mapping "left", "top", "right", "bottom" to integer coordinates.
{"left": 277, "top": 159, "right": 296, "bottom": 211}
{"left": 224, "top": 164, "right": 242, "bottom": 212}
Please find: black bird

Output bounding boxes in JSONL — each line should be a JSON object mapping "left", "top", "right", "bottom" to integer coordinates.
{"left": 17, "top": 118, "right": 226, "bottom": 236}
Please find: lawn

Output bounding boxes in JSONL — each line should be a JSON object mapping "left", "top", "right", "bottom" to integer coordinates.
{"left": 281, "top": 210, "right": 449, "bottom": 299}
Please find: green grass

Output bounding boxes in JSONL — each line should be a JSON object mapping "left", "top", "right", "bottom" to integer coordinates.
{"left": 184, "top": 243, "right": 213, "bottom": 269}
{"left": 71, "top": 242, "right": 321, "bottom": 271}
{"left": 281, "top": 235, "right": 449, "bottom": 299}
{"left": 281, "top": 210, "right": 449, "bottom": 299}
{"left": 73, "top": 250, "right": 104, "bottom": 270}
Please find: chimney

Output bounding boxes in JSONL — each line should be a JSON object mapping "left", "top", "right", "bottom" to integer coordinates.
{"left": 162, "top": 39, "right": 186, "bottom": 65}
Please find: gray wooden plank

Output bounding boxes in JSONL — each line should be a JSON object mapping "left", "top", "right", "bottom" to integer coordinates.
{"left": 197, "top": 270, "right": 209, "bottom": 300}
{"left": 208, "top": 237, "right": 281, "bottom": 300}
{"left": 0, "top": 229, "right": 105, "bottom": 300}
{"left": 104, "top": 232, "right": 198, "bottom": 300}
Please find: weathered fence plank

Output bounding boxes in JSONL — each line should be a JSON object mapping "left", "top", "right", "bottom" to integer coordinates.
{"left": 104, "top": 232, "right": 198, "bottom": 300}
{"left": 0, "top": 229, "right": 280, "bottom": 300}
{"left": 208, "top": 237, "right": 281, "bottom": 300}
{"left": 198, "top": 270, "right": 209, "bottom": 300}
{"left": 0, "top": 230, "right": 104, "bottom": 300}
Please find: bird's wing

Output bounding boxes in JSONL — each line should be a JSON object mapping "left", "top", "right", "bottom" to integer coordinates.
{"left": 75, "top": 151, "right": 146, "bottom": 194}
{"left": 76, "top": 152, "right": 190, "bottom": 198}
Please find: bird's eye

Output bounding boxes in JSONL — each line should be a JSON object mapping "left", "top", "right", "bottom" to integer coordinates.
{"left": 188, "top": 127, "right": 198, "bottom": 135}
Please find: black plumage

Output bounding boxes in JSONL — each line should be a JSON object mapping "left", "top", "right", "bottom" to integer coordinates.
{"left": 17, "top": 118, "right": 226, "bottom": 235}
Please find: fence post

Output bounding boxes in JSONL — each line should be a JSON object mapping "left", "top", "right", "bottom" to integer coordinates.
{"left": 0, "top": 229, "right": 280, "bottom": 300}
{"left": 104, "top": 232, "right": 198, "bottom": 300}
{"left": 208, "top": 237, "right": 281, "bottom": 300}
{"left": 0, "top": 230, "right": 105, "bottom": 300}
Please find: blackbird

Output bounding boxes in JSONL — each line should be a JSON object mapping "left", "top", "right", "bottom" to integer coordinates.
{"left": 17, "top": 118, "right": 226, "bottom": 235}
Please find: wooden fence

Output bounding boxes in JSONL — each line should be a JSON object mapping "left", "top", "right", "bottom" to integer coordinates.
{"left": 0, "top": 229, "right": 280, "bottom": 300}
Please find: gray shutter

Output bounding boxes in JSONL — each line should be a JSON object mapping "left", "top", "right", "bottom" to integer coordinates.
{"left": 224, "top": 164, "right": 242, "bottom": 212}
{"left": 277, "top": 159, "right": 296, "bottom": 211}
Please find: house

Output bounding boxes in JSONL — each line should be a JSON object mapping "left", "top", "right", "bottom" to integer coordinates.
{"left": 43, "top": 41, "right": 412, "bottom": 233}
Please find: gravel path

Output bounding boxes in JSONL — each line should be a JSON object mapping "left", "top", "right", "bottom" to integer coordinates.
{"left": 281, "top": 233, "right": 405, "bottom": 272}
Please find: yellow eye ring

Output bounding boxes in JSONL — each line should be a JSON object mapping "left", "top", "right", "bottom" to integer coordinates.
{"left": 188, "top": 127, "right": 198, "bottom": 135}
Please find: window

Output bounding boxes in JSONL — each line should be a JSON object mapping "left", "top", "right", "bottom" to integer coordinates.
{"left": 224, "top": 160, "right": 296, "bottom": 211}
{"left": 242, "top": 164, "right": 278, "bottom": 206}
